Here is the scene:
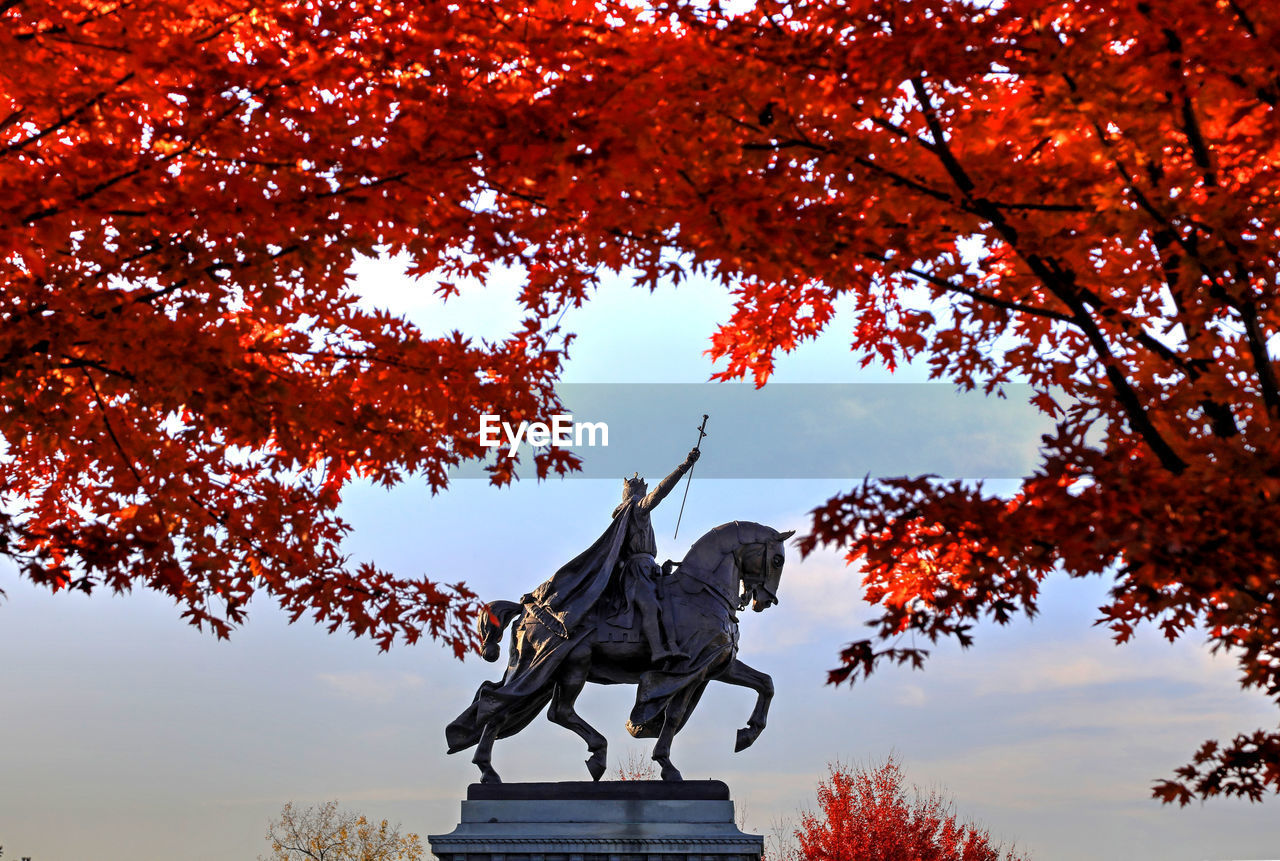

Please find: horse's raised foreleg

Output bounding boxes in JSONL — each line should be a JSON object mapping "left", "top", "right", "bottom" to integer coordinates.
{"left": 718, "top": 657, "right": 774, "bottom": 752}
{"left": 473, "top": 720, "right": 502, "bottom": 784}
{"left": 547, "top": 643, "right": 609, "bottom": 781}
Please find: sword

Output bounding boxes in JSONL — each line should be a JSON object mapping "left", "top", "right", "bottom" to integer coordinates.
{"left": 673, "top": 414, "right": 709, "bottom": 540}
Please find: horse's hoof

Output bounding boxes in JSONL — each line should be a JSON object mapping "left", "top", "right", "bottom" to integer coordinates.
{"left": 735, "top": 726, "right": 758, "bottom": 752}
{"left": 660, "top": 763, "right": 684, "bottom": 782}
{"left": 626, "top": 719, "right": 656, "bottom": 739}
{"left": 479, "top": 767, "right": 502, "bottom": 784}
{"left": 586, "top": 750, "right": 607, "bottom": 782}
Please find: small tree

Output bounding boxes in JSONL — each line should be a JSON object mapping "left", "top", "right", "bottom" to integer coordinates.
{"left": 785, "top": 758, "right": 1028, "bottom": 861}
{"left": 611, "top": 747, "right": 659, "bottom": 781}
{"left": 262, "top": 801, "right": 423, "bottom": 861}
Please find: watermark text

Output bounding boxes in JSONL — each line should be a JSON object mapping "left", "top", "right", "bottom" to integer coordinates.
{"left": 479, "top": 414, "right": 609, "bottom": 457}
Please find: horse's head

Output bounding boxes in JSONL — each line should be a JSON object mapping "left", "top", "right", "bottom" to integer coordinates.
{"left": 736, "top": 528, "right": 794, "bottom": 612}
{"left": 477, "top": 600, "right": 524, "bottom": 662}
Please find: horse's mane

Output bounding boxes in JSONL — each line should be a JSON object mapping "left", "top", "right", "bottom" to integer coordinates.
{"left": 684, "top": 521, "right": 777, "bottom": 556}
{"left": 675, "top": 520, "right": 778, "bottom": 592}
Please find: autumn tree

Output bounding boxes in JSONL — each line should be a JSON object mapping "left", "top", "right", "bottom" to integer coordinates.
{"left": 408, "top": 0, "right": 1280, "bottom": 804}
{"left": 6, "top": 0, "right": 1280, "bottom": 804}
{"left": 0, "top": 0, "right": 593, "bottom": 652}
{"left": 262, "top": 801, "right": 422, "bottom": 861}
{"left": 778, "top": 758, "right": 1029, "bottom": 861}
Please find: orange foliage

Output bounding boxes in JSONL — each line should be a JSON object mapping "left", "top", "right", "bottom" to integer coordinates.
{"left": 0, "top": 0, "right": 586, "bottom": 652}
{"left": 789, "top": 759, "right": 1028, "bottom": 861}
{"left": 4, "top": 0, "right": 1280, "bottom": 801}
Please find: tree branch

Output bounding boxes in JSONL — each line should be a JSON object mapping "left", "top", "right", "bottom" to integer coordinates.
{"left": 1070, "top": 282, "right": 1187, "bottom": 366}
{"left": 1111, "top": 146, "right": 1280, "bottom": 416}
{"left": 988, "top": 200, "right": 1089, "bottom": 213}
{"left": 1235, "top": 301, "right": 1280, "bottom": 418}
{"left": 863, "top": 251, "right": 1074, "bottom": 323}
{"left": 851, "top": 155, "right": 955, "bottom": 204}
{"left": 911, "top": 75, "right": 1188, "bottom": 473}
{"left": 1158, "top": 25, "right": 1219, "bottom": 188}
{"left": 740, "top": 138, "right": 828, "bottom": 153}
{"left": 1058, "top": 283, "right": 1189, "bottom": 473}
{"left": 1, "top": 73, "right": 134, "bottom": 158}
{"left": 1179, "top": 95, "right": 1217, "bottom": 186}
{"left": 1223, "top": 0, "right": 1259, "bottom": 37}
{"left": 58, "top": 355, "right": 137, "bottom": 382}
{"left": 21, "top": 89, "right": 251, "bottom": 226}
{"left": 0, "top": 106, "right": 24, "bottom": 134}
{"left": 314, "top": 171, "right": 408, "bottom": 200}
{"left": 82, "top": 369, "right": 144, "bottom": 486}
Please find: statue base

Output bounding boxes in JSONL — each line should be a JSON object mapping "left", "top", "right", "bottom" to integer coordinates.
{"left": 428, "top": 781, "right": 763, "bottom": 861}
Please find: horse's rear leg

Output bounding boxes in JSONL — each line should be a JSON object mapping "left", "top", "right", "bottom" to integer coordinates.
{"left": 651, "top": 680, "right": 709, "bottom": 782}
{"left": 547, "top": 646, "right": 608, "bottom": 781}
{"left": 473, "top": 721, "right": 501, "bottom": 784}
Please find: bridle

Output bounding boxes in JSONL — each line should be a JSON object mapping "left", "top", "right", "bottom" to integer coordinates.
{"left": 672, "top": 522, "right": 788, "bottom": 613}
{"left": 733, "top": 540, "right": 778, "bottom": 611}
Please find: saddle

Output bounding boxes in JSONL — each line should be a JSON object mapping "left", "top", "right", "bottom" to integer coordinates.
{"left": 594, "top": 559, "right": 684, "bottom": 645}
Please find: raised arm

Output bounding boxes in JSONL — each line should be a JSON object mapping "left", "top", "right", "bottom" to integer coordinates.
{"left": 639, "top": 448, "right": 700, "bottom": 512}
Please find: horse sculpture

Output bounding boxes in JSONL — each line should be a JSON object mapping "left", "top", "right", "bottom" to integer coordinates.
{"left": 446, "top": 520, "right": 791, "bottom": 782}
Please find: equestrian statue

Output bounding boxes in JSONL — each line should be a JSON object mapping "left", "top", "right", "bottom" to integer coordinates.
{"left": 446, "top": 445, "right": 792, "bottom": 783}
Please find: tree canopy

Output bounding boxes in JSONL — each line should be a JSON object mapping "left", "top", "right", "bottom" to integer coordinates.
{"left": 3, "top": 0, "right": 1280, "bottom": 802}
{"left": 787, "top": 758, "right": 1029, "bottom": 861}
{"left": 0, "top": 0, "right": 587, "bottom": 651}
{"left": 262, "top": 801, "right": 423, "bottom": 861}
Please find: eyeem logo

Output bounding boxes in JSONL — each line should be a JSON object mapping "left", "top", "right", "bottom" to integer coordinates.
{"left": 479, "top": 414, "right": 609, "bottom": 457}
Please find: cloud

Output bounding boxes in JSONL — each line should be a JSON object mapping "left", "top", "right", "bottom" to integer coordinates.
{"left": 315, "top": 671, "right": 426, "bottom": 705}
{"left": 962, "top": 632, "right": 1247, "bottom": 698}
{"left": 972, "top": 653, "right": 1146, "bottom": 695}
{"left": 894, "top": 684, "right": 928, "bottom": 707}
{"left": 739, "top": 548, "right": 872, "bottom": 655}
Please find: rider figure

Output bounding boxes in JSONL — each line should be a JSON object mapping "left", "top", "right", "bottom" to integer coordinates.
{"left": 611, "top": 447, "right": 700, "bottom": 661}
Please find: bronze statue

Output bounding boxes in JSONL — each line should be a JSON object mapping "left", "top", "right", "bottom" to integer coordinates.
{"left": 539, "top": 448, "right": 701, "bottom": 662}
{"left": 446, "top": 450, "right": 791, "bottom": 783}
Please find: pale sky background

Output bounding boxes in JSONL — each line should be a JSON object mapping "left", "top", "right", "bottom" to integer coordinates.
{"left": 1, "top": 260, "right": 1278, "bottom": 861}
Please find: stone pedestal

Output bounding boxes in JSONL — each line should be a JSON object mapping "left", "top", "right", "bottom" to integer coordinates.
{"left": 428, "top": 781, "right": 762, "bottom": 861}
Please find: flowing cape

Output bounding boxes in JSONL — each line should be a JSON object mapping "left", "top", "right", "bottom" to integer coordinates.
{"left": 444, "top": 502, "right": 633, "bottom": 753}
{"left": 525, "top": 498, "right": 634, "bottom": 633}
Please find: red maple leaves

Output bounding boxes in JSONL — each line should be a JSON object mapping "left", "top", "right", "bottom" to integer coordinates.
{"left": 4, "top": 0, "right": 1280, "bottom": 802}
{"left": 0, "top": 0, "right": 587, "bottom": 653}
{"left": 790, "top": 758, "right": 1029, "bottom": 861}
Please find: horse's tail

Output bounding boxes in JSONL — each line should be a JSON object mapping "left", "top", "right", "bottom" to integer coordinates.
{"left": 478, "top": 599, "right": 524, "bottom": 662}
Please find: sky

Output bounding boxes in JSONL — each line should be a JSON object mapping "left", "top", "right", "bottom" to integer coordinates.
{"left": 1, "top": 261, "right": 1278, "bottom": 861}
